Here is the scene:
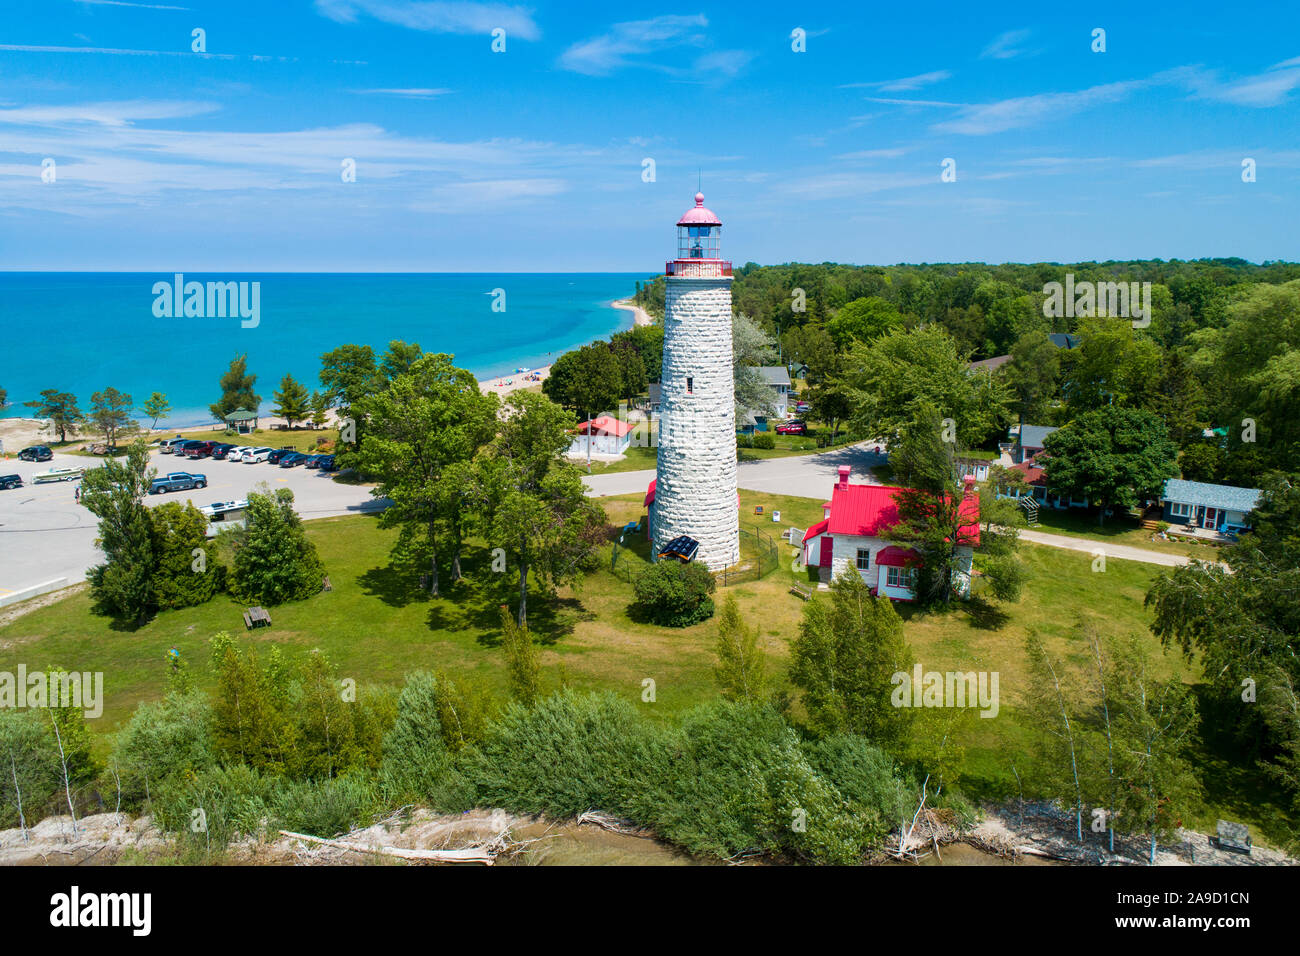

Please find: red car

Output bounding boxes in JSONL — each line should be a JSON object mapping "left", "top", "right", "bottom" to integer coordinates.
{"left": 184, "top": 441, "right": 217, "bottom": 459}
{"left": 775, "top": 421, "right": 807, "bottom": 435}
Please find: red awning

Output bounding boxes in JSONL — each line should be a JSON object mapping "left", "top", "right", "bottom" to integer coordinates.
{"left": 875, "top": 545, "right": 922, "bottom": 567}
{"left": 644, "top": 478, "right": 656, "bottom": 507}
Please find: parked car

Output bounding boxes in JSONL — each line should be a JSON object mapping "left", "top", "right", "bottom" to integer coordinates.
{"left": 266, "top": 448, "right": 294, "bottom": 464}
{"left": 209, "top": 443, "right": 238, "bottom": 460}
{"left": 32, "top": 467, "right": 84, "bottom": 484}
{"left": 239, "top": 446, "right": 274, "bottom": 463}
{"left": 793, "top": 400, "right": 812, "bottom": 413}
{"left": 317, "top": 454, "right": 338, "bottom": 472}
{"left": 183, "top": 441, "right": 217, "bottom": 459}
{"left": 279, "top": 452, "right": 308, "bottom": 468}
{"left": 17, "top": 446, "right": 53, "bottom": 462}
{"left": 303, "top": 454, "right": 326, "bottom": 468}
{"left": 150, "top": 472, "right": 207, "bottom": 494}
{"left": 158, "top": 438, "right": 184, "bottom": 455}
{"left": 0, "top": 474, "right": 22, "bottom": 490}
{"left": 775, "top": 421, "right": 807, "bottom": 435}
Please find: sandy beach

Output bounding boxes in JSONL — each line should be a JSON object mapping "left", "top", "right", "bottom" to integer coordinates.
{"left": 611, "top": 297, "right": 654, "bottom": 327}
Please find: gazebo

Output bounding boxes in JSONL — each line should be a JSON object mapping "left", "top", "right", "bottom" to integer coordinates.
{"left": 224, "top": 409, "right": 259, "bottom": 434}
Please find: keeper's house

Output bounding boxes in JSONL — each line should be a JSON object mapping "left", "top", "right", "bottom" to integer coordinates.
{"left": 800, "top": 466, "right": 980, "bottom": 601}
{"left": 1159, "top": 478, "right": 1262, "bottom": 535}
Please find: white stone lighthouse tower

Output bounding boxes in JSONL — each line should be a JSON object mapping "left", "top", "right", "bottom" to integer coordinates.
{"left": 652, "top": 193, "right": 740, "bottom": 570}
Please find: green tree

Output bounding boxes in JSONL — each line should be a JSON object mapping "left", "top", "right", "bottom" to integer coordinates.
{"left": 23, "top": 389, "right": 82, "bottom": 443}
{"left": 87, "top": 386, "right": 135, "bottom": 451}
{"left": 271, "top": 374, "right": 311, "bottom": 429}
{"left": 228, "top": 485, "right": 325, "bottom": 605}
{"left": 846, "top": 325, "right": 1009, "bottom": 448}
{"left": 1001, "top": 329, "right": 1060, "bottom": 428}
{"left": 80, "top": 440, "right": 157, "bottom": 623}
{"left": 209, "top": 354, "right": 260, "bottom": 422}
{"left": 1023, "top": 632, "right": 1087, "bottom": 842}
{"left": 352, "top": 354, "right": 499, "bottom": 596}
{"left": 1040, "top": 406, "right": 1178, "bottom": 526}
{"left": 379, "top": 672, "right": 459, "bottom": 800}
{"left": 112, "top": 691, "right": 215, "bottom": 805}
{"left": 500, "top": 606, "right": 542, "bottom": 705}
{"left": 141, "top": 391, "right": 171, "bottom": 431}
{"left": 733, "top": 312, "right": 778, "bottom": 428}
{"left": 826, "top": 296, "right": 903, "bottom": 348}
{"left": 1061, "top": 319, "right": 1163, "bottom": 415}
{"left": 789, "top": 568, "right": 913, "bottom": 748}
{"left": 149, "top": 501, "right": 221, "bottom": 609}
{"left": 885, "top": 404, "right": 988, "bottom": 605}
{"left": 380, "top": 340, "right": 424, "bottom": 379}
{"left": 542, "top": 342, "right": 623, "bottom": 468}
{"left": 319, "top": 343, "right": 381, "bottom": 462}
{"left": 713, "top": 594, "right": 767, "bottom": 701}
{"left": 471, "top": 391, "right": 607, "bottom": 626}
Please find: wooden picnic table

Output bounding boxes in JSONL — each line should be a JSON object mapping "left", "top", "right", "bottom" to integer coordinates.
{"left": 243, "top": 606, "right": 272, "bottom": 629}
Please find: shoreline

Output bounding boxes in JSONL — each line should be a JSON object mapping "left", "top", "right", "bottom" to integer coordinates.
{"left": 1, "top": 293, "right": 639, "bottom": 446}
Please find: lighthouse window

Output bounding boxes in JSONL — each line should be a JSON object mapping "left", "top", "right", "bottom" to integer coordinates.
{"left": 686, "top": 376, "right": 694, "bottom": 393}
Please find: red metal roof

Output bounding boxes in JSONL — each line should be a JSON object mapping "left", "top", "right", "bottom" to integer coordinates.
{"left": 801, "top": 518, "right": 829, "bottom": 544}
{"left": 827, "top": 481, "right": 981, "bottom": 546}
{"left": 677, "top": 192, "right": 721, "bottom": 225}
{"left": 577, "top": 415, "right": 634, "bottom": 437}
{"left": 644, "top": 478, "right": 656, "bottom": 507}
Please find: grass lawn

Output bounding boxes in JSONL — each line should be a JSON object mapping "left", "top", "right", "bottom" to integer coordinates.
{"left": 1028, "top": 505, "right": 1218, "bottom": 560}
{"left": 1, "top": 486, "right": 1290, "bottom": 847}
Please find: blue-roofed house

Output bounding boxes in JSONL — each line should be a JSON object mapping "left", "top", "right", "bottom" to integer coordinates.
{"left": 1159, "top": 479, "right": 1262, "bottom": 534}
{"left": 1011, "top": 424, "right": 1059, "bottom": 464}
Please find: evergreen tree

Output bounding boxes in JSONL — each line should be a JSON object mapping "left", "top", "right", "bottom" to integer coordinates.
{"left": 228, "top": 485, "right": 325, "bottom": 605}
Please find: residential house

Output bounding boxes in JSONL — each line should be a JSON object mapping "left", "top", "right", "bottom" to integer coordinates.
{"left": 1159, "top": 478, "right": 1261, "bottom": 534}
{"left": 757, "top": 366, "right": 793, "bottom": 418}
{"left": 1010, "top": 424, "right": 1058, "bottom": 464}
{"left": 646, "top": 382, "right": 663, "bottom": 414}
{"left": 800, "top": 466, "right": 980, "bottom": 601}
{"left": 1047, "top": 332, "right": 1081, "bottom": 350}
{"left": 997, "top": 458, "right": 1091, "bottom": 510}
{"left": 968, "top": 354, "right": 1012, "bottom": 375}
{"left": 566, "top": 415, "right": 634, "bottom": 458}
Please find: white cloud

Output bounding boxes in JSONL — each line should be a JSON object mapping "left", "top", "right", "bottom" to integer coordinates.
{"left": 559, "top": 14, "right": 746, "bottom": 77}
{"left": 932, "top": 80, "right": 1144, "bottom": 135}
{"left": 841, "top": 70, "right": 951, "bottom": 92}
{"left": 981, "top": 29, "right": 1033, "bottom": 60}
{"left": 351, "top": 87, "right": 453, "bottom": 99}
{"left": 73, "top": 0, "right": 190, "bottom": 9}
{"left": 314, "top": 0, "right": 541, "bottom": 41}
{"left": 1182, "top": 57, "right": 1300, "bottom": 107}
{"left": 0, "top": 100, "right": 218, "bottom": 126}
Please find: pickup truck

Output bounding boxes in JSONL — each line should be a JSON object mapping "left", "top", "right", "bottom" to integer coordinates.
{"left": 150, "top": 472, "right": 208, "bottom": 494}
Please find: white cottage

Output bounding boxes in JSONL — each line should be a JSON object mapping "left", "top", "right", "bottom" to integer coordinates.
{"left": 567, "top": 415, "right": 634, "bottom": 457}
{"left": 801, "top": 467, "right": 980, "bottom": 601}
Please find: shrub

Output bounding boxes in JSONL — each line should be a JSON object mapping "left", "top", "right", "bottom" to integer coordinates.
{"left": 0, "top": 710, "right": 62, "bottom": 829}
{"left": 462, "top": 690, "right": 670, "bottom": 819}
{"left": 633, "top": 560, "right": 716, "bottom": 627}
{"left": 804, "top": 735, "right": 910, "bottom": 840}
{"left": 153, "top": 764, "right": 277, "bottom": 853}
{"left": 111, "top": 691, "right": 216, "bottom": 806}
{"left": 379, "top": 672, "right": 470, "bottom": 808}
{"left": 647, "top": 701, "right": 872, "bottom": 863}
{"left": 752, "top": 431, "right": 776, "bottom": 450}
{"left": 274, "top": 774, "right": 380, "bottom": 838}
{"left": 737, "top": 433, "right": 753, "bottom": 449}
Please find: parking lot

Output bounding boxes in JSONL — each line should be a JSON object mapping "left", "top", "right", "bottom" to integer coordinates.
{"left": 0, "top": 449, "right": 384, "bottom": 603}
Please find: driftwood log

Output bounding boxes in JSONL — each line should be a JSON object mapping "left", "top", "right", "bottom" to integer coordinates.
{"left": 278, "top": 829, "right": 501, "bottom": 864}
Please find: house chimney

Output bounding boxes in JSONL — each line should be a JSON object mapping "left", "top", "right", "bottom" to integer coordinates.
{"left": 837, "top": 465, "right": 851, "bottom": 489}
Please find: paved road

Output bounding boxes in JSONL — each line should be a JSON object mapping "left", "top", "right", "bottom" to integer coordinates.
{"left": 582, "top": 441, "right": 888, "bottom": 499}
{"left": 1019, "top": 528, "right": 1197, "bottom": 567}
{"left": 0, "top": 450, "right": 384, "bottom": 601}
{"left": 3, "top": 441, "right": 1192, "bottom": 603}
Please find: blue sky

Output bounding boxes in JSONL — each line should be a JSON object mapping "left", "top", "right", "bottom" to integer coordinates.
{"left": 1, "top": 0, "right": 1297, "bottom": 270}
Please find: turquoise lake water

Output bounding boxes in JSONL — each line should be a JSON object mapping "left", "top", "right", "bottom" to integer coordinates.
{"left": 0, "top": 273, "right": 648, "bottom": 427}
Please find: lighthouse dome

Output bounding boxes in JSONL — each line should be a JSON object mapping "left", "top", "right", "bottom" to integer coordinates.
{"left": 677, "top": 192, "right": 721, "bottom": 226}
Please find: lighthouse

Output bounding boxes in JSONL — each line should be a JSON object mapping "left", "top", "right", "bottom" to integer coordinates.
{"left": 651, "top": 192, "right": 740, "bottom": 570}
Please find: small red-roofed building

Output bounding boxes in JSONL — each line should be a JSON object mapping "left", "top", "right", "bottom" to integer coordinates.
{"left": 567, "top": 414, "right": 635, "bottom": 458}
{"left": 800, "top": 466, "right": 980, "bottom": 601}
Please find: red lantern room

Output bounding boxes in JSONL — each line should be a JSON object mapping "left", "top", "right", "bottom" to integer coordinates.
{"left": 666, "top": 193, "right": 732, "bottom": 278}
